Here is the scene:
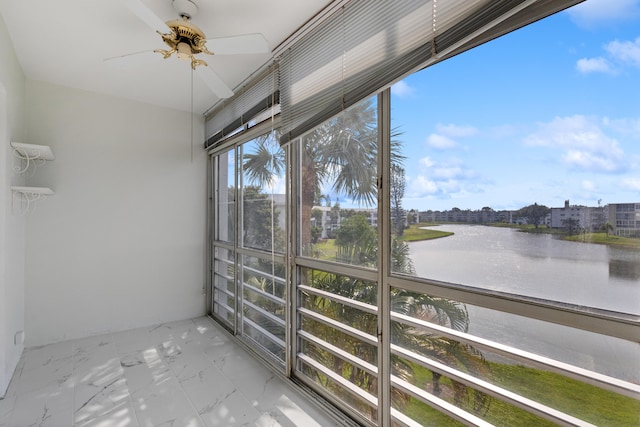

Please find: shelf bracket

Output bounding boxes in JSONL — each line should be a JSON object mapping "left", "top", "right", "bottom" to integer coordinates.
{"left": 10, "top": 142, "right": 55, "bottom": 175}
{"left": 11, "top": 186, "right": 54, "bottom": 214}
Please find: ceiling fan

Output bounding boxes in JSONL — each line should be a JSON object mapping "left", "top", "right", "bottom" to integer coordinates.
{"left": 116, "top": 0, "right": 270, "bottom": 98}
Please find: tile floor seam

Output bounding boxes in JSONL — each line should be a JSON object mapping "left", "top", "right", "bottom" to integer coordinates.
{"left": 171, "top": 318, "right": 211, "bottom": 427}
{"left": 71, "top": 340, "right": 76, "bottom": 427}
{"left": 113, "top": 330, "right": 143, "bottom": 427}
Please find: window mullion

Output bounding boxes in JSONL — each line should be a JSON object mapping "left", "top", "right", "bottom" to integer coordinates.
{"left": 377, "top": 89, "right": 392, "bottom": 426}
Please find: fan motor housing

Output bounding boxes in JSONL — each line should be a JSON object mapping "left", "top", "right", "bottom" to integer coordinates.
{"left": 164, "top": 18, "right": 208, "bottom": 53}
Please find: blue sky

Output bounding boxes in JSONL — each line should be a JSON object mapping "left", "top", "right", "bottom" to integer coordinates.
{"left": 391, "top": 0, "right": 640, "bottom": 211}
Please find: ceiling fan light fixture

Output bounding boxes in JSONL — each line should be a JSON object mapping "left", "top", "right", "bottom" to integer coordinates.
{"left": 176, "top": 42, "right": 192, "bottom": 61}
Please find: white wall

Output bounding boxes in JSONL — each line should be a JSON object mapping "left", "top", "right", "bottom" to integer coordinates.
{"left": 0, "top": 13, "right": 27, "bottom": 396}
{"left": 24, "top": 80, "right": 207, "bottom": 346}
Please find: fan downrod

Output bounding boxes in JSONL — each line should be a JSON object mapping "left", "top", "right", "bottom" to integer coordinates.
{"left": 172, "top": 0, "right": 198, "bottom": 20}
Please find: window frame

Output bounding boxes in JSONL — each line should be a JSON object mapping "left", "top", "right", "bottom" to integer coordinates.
{"left": 206, "top": 14, "right": 640, "bottom": 426}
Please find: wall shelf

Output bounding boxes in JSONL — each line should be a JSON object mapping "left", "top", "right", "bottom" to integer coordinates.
{"left": 11, "top": 186, "right": 54, "bottom": 213}
{"left": 10, "top": 142, "right": 55, "bottom": 174}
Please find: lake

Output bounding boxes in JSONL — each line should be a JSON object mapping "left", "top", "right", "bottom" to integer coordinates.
{"left": 408, "top": 224, "right": 640, "bottom": 383}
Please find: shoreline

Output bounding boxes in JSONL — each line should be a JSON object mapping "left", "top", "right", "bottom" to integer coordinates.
{"left": 402, "top": 223, "right": 640, "bottom": 249}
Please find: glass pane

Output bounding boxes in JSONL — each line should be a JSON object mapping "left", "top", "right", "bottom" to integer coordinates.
{"left": 388, "top": 11, "right": 640, "bottom": 316}
{"left": 241, "top": 132, "right": 286, "bottom": 253}
{"left": 390, "top": 286, "right": 640, "bottom": 427}
{"left": 241, "top": 254, "right": 286, "bottom": 363}
{"left": 214, "top": 150, "right": 235, "bottom": 244}
{"left": 298, "top": 97, "right": 379, "bottom": 268}
{"left": 297, "top": 267, "right": 378, "bottom": 422}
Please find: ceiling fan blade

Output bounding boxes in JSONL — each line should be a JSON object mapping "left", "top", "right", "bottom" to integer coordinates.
{"left": 195, "top": 66, "right": 234, "bottom": 99}
{"left": 120, "top": 0, "right": 169, "bottom": 34}
{"left": 206, "top": 33, "right": 269, "bottom": 55}
{"left": 104, "top": 49, "right": 156, "bottom": 62}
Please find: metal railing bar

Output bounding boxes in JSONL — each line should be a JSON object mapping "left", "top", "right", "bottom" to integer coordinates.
{"left": 298, "top": 307, "right": 378, "bottom": 346}
{"left": 389, "top": 275, "right": 639, "bottom": 343}
{"left": 212, "top": 241, "right": 234, "bottom": 251}
{"left": 213, "top": 285, "right": 234, "bottom": 298}
{"left": 237, "top": 246, "right": 286, "bottom": 262}
{"left": 243, "top": 282, "right": 286, "bottom": 305}
{"left": 296, "top": 257, "right": 379, "bottom": 282}
{"left": 392, "top": 344, "right": 596, "bottom": 427}
{"left": 243, "top": 300, "right": 286, "bottom": 327}
{"left": 298, "top": 353, "right": 378, "bottom": 408}
{"left": 243, "top": 318, "right": 286, "bottom": 349}
{"left": 241, "top": 264, "right": 287, "bottom": 285}
{"left": 298, "top": 330, "right": 378, "bottom": 377}
{"left": 213, "top": 271, "right": 234, "bottom": 282}
{"left": 392, "top": 375, "right": 494, "bottom": 427}
{"left": 390, "top": 408, "right": 430, "bottom": 427}
{"left": 212, "top": 301, "right": 235, "bottom": 316}
{"left": 298, "top": 284, "right": 378, "bottom": 315}
{"left": 391, "top": 311, "right": 640, "bottom": 399}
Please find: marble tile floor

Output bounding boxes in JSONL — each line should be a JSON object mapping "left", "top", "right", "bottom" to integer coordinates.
{"left": 0, "top": 316, "right": 340, "bottom": 427}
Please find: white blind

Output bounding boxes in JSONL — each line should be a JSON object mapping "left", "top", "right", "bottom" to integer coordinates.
{"left": 205, "top": 66, "right": 278, "bottom": 148}
{"left": 278, "top": 0, "right": 584, "bottom": 145}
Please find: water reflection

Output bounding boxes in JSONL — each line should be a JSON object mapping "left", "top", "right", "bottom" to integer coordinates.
{"left": 406, "top": 224, "right": 640, "bottom": 382}
{"left": 409, "top": 224, "right": 640, "bottom": 315}
{"left": 610, "top": 259, "right": 640, "bottom": 281}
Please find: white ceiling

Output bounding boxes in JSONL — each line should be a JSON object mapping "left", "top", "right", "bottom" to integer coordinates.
{"left": 0, "top": 0, "right": 332, "bottom": 115}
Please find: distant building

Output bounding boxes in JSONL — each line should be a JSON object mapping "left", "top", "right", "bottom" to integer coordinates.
{"left": 608, "top": 203, "right": 640, "bottom": 237}
{"left": 418, "top": 208, "right": 513, "bottom": 224}
{"left": 550, "top": 200, "right": 605, "bottom": 232}
{"left": 311, "top": 205, "right": 377, "bottom": 239}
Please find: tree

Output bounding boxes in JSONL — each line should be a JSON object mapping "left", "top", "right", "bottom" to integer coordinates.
{"left": 390, "top": 163, "right": 407, "bottom": 236}
{"left": 516, "top": 203, "right": 550, "bottom": 228}
{"left": 241, "top": 186, "right": 284, "bottom": 252}
{"left": 306, "top": 237, "right": 490, "bottom": 417}
{"left": 311, "top": 208, "right": 324, "bottom": 243}
{"left": 334, "top": 214, "right": 377, "bottom": 265}
{"left": 562, "top": 217, "right": 581, "bottom": 235}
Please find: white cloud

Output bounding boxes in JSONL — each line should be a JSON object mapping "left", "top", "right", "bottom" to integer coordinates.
{"left": 391, "top": 80, "right": 414, "bottom": 98}
{"left": 563, "top": 150, "right": 623, "bottom": 173}
{"left": 621, "top": 178, "right": 640, "bottom": 191}
{"left": 604, "top": 117, "right": 640, "bottom": 136}
{"left": 432, "top": 167, "right": 462, "bottom": 180}
{"left": 419, "top": 156, "right": 435, "bottom": 168}
{"left": 436, "top": 123, "right": 478, "bottom": 138}
{"left": 577, "top": 37, "right": 640, "bottom": 75}
{"left": 409, "top": 176, "right": 438, "bottom": 195}
{"left": 523, "top": 115, "right": 627, "bottom": 173}
{"left": 426, "top": 133, "right": 458, "bottom": 149}
{"left": 606, "top": 37, "right": 640, "bottom": 68}
{"left": 432, "top": 166, "right": 476, "bottom": 180}
{"left": 567, "top": 0, "right": 640, "bottom": 27}
{"left": 581, "top": 180, "right": 596, "bottom": 191}
{"left": 576, "top": 57, "right": 615, "bottom": 74}
{"left": 425, "top": 123, "right": 478, "bottom": 150}
{"left": 408, "top": 157, "right": 479, "bottom": 199}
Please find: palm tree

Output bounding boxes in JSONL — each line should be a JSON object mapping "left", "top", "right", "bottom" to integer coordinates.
{"left": 242, "top": 99, "right": 404, "bottom": 254}
{"left": 603, "top": 222, "right": 614, "bottom": 237}
{"left": 303, "top": 260, "right": 490, "bottom": 417}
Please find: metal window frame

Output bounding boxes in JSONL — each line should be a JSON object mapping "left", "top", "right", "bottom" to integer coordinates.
{"left": 207, "top": 56, "right": 640, "bottom": 427}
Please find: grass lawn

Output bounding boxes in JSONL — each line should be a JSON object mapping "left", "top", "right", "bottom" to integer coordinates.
{"left": 311, "top": 223, "right": 454, "bottom": 259}
{"left": 403, "top": 361, "right": 640, "bottom": 426}
{"left": 312, "top": 239, "right": 338, "bottom": 261}
{"left": 489, "top": 223, "right": 640, "bottom": 249}
{"left": 399, "top": 223, "right": 454, "bottom": 242}
{"left": 563, "top": 232, "right": 640, "bottom": 249}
